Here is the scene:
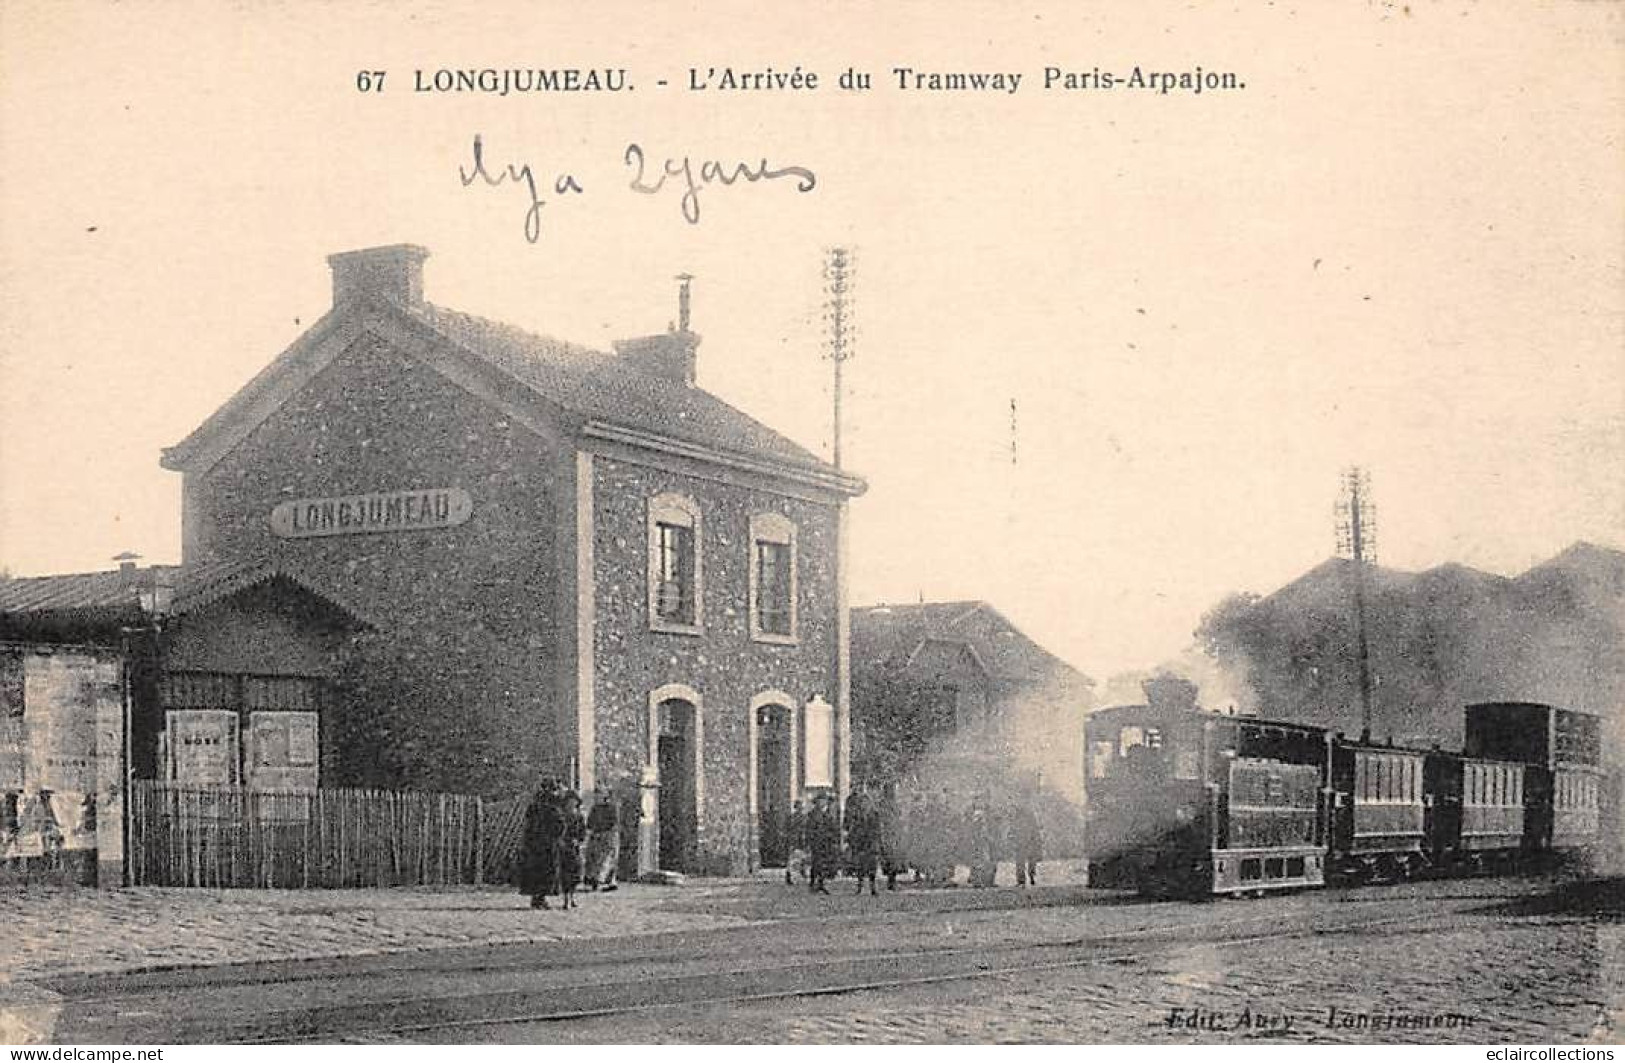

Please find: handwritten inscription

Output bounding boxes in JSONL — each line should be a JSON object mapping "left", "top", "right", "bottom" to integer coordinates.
{"left": 459, "top": 136, "right": 817, "bottom": 242}
{"left": 459, "top": 135, "right": 584, "bottom": 244}
{"left": 624, "top": 143, "right": 815, "bottom": 225}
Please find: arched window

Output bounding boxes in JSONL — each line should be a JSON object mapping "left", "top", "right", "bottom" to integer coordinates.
{"left": 748, "top": 512, "right": 797, "bottom": 643}
{"left": 648, "top": 493, "right": 702, "bottom": 632}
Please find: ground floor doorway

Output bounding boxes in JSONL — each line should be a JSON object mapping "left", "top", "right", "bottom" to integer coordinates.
{"left": 656, "top": 698, "right": 697, "bottom": 872}
{"left": 756, "top": 703, "right": 793, "bottom": 867}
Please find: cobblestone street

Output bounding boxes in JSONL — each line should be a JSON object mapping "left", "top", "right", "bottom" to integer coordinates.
{"left": 517, "top": 895, "right": 1622, "bottom": 1045}
{"left": 0, "top": 880, "right": 763, "bottom": 981}
{"left": 0, "top": 860, "right": 1095, "bottom": 981}
{"left": 3, "top": 870, "right": 1618, "bottom": 1044}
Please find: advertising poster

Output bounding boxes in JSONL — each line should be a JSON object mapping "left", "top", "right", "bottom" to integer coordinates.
{"left": 165, "top": 710, "right": 239, "bottom": 788}
{"left": 247, "top": 711, "right": 319, "bottom": 792}
{"left": 0, "top": 650, "right": 24, "bottom": 793}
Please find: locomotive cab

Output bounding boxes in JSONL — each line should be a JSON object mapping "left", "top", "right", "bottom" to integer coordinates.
{"left": 1085, "top": 703, "right": 1331, "bottom": 897}
{"left": 1084, "top": 704, "right": 1212, "bottom": 896}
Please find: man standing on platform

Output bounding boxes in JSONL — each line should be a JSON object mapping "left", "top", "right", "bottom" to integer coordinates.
{"left": 807, "top": 791, "right": 839, "bottom": 895}
{"left": 583, "top": 784, "right": 621, "bottom": 892}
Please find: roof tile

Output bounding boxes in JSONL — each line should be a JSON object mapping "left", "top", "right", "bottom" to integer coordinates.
{"left": 417, "top": 304, "right": 834, "bottom": 473}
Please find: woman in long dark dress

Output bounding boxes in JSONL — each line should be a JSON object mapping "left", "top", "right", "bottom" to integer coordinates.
{"left": 518, "top": 781, "right": 563, "bottom": 909}
{"left": 556, "top": 790, "right": 587, "bottom": 910}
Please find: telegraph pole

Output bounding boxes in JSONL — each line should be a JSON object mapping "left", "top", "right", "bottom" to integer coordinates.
{"left": 1335, "top": 467, "right": 1378, "bottom": 742}
{"left": 823, "top": 247, "right": 855, "bottom": 469}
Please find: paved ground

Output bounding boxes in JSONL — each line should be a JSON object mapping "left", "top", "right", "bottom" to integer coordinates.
{"left": 2, "top": 868, "right": 1618, "bottom": 1045}
{"left": 0, "top": 880, "right": 758, "bottom": 981}
{"left": 526, "top": 916, "right": 1623, "bottom": 1045}
{"left": 0, "top": 859, "right": 1092, "bottom": 981}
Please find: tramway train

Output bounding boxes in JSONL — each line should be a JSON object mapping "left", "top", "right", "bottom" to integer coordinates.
{"left": 1083, "top": 698, "right": 1607, "bottom": 897}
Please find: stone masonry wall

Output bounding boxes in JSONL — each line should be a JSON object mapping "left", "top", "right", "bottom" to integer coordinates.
{"left": 187, "top": 336, "right": 568, "bottom": 797}
{"left": 591, "top": 456, "right": 841, "bottom": 874}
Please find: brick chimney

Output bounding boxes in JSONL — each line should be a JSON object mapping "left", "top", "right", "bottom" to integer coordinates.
{"left": 614, "top": 274, "right": 701, "bottom": 386}
{"left": 614, "top": 330, "right": 701, "bottom": 387}
{"left": 327, "top": 244, "right": 430, "bottom": 308}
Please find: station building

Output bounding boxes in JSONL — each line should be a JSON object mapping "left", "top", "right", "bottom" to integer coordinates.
{"left": 5, "top": 244, "right": 865, "bottom": 878}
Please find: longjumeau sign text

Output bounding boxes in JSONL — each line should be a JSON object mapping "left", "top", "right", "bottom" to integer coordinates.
{"left": 269, "top": 489, "right": 473, "bottom": 539}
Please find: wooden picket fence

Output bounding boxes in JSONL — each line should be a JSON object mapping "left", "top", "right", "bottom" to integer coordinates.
{"left": 478, "top": 794, "right": 529, "bottom": 886}
{"left": 129, "top": 781, "right": 495, "bottom": 889}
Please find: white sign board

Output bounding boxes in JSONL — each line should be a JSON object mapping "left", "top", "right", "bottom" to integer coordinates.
{"left": 803, "top": 696, "right": 834, "bottom": 789}
{"left": 269, "top": 488, "right": 472, "bottom": 539}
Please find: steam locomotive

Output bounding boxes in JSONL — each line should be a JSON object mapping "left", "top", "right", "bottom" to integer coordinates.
{"left": 1083, "top": 699, "right": 1606, "bottom": 897}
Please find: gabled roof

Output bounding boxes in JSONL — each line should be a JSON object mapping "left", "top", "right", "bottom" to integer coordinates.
{"left": 169, "top": 558, "right": 378, "bottom": 628}
{"left": 851, "top": 600, "right": 1090, "bottom": 687}
{"left": 422, "top": 306, "right": 836, "bottom": 473}
{"left": 0, "top": 560, "right": 375, "bottom": 631}
{"left": 162, "top": 294, "right": 864, "bottom": 496}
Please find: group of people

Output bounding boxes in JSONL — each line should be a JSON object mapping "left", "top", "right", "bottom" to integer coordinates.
{"left": 517, "top": 780, "right": 622, "bottom": 910}
{"left": 517, "top": 777, "right": 1046, "bottom": 907}
{"left": 786, "top": 783, "right": 1044, "bottom": 894}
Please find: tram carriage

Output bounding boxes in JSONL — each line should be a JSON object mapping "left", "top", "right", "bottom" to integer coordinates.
{"left": 1328, "top": 741, "right": 1428, "bottom": 882}
{"left": 1465, "top": 701, "right": 1605, "bottom": 869}
{"left": 1084, "top": 697, "right": 1607, "bottom": 897}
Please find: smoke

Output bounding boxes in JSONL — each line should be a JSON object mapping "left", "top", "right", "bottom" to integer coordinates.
{"left": 887, "top": 672, "right": 1093, "bottom": 802}
{"left": 870, "top": 672, "right": 1093, "bottom": 857}
{"left": 1099, "top": 648, "right": 1259, "bottom": 718}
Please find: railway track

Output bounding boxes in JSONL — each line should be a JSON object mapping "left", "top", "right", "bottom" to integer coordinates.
{"left": 236, "top": 904, "right": 1459, "bottom": 1043}
{"left": 29, "top": 882, "right": 1542, "bottom": 1044}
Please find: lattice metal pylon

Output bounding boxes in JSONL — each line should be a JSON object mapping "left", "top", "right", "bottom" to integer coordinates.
{"left": 1334, "top": 467, "right": 1378, "bottom": 742}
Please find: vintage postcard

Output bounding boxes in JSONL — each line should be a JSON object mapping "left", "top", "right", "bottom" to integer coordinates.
{"left": 0, "top": 0, "right": 1620, "bottom": 1049}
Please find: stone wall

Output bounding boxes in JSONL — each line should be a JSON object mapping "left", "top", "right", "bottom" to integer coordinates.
{"left": 590, "top": 456, "right": 842, "bottom": 874}
{"left": 185, "top": 337, "right": 570, "bottom": 797}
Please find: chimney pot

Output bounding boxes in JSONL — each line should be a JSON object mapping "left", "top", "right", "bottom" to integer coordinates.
{"left": 615, "top": 274, "right": 700, "bottom": 385}
{"left": 327, "top": 244, "right": 430, "bottom": 308}
{"left": 676, "top": 273, "right": 694, "bottom": 332}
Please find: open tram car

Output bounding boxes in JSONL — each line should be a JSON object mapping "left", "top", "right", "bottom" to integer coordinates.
{"left": 1084, "top": 699, "right": 1605, "bottom": 898}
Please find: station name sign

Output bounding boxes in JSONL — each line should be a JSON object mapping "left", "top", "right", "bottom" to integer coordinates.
{"left": 269, "top": 488, "right": 473, "bottom": 539}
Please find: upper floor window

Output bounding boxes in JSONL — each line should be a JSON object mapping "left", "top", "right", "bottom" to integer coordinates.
{"left": 648, "top": 493, "right": 702, "bottom": 632}
{"left": 748, "top": 512, "right": 797, "bottom": 643}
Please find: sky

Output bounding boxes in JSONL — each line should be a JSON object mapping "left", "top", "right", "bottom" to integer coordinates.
{"left": 1, "top": 1, "right": 1621, "bottom": 681}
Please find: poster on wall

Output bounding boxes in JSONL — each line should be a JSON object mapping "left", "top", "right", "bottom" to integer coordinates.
{"left": 247, "top": 711, "right": 319, "bottom": 791}
{"left": 25, "top": 654, "right": 102, "bottom": 795}
{"left": 166, "top": 709, "right": 239, "bottom": 788}
{"left": 0, "top": 651, "right": 121, "bottom": 859}
{"left": 0, "top": 650, "right": 24, "bottom": 792}
{"left": 94, "top": 692, "right": 124, "bottom": 873}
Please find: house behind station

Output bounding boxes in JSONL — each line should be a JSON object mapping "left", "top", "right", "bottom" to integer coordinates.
{"left": 850, "top": 600, "right": 1094, "bottom": 803}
